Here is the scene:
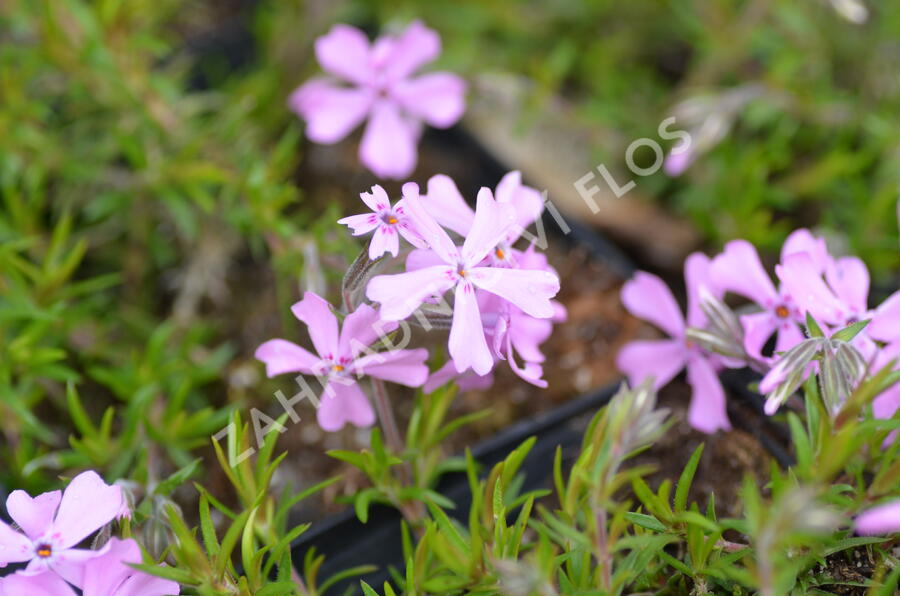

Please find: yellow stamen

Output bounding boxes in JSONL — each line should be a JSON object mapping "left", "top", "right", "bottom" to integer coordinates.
{"left": 332, "top": 364, "right": 344, "bottom": 372}
{"left": 458, "top": 269, "right": 466, "bottom": 277}
{"left": 37, "top": 547, "right": 51, "bottom": 558}
{"left": 387, "top": 217, "right": 398, "bottom": 224}
{"left": 495, "top": 248, "right": 505, "bottom": 260}
{"left": 775, "top": 306, "right": 790, "bottom": 318}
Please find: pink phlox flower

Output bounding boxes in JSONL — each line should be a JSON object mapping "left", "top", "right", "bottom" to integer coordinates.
{"left": 0, "top": 471, "right": 125, "bottom": 587}
{"left": 422, "top": 172, "right": 545, "bottom": 267}
{"left": 710, "top": 238, "right": 805, "bottom": 361}
{"left": 854, "top": 500, "right": 900, "bottom": 536}
{"left": 254, "top": 292, "right": 429, "bottom": 431}
{"left": 616, "top": 253, "right": 732, "bottom": 433}
{"left": 289, "top": 21, "right": 466, "bottom": 179}
{"left": 337, "top": 185, "right": 426, "bottom": 259}
{"left": 366, "top": 183, "right": 560, "bottom": 376}
{"left": 663, "top": 146, "right": 694, "bottom": 177}
{"left": 776, "top": 236, "right": 900, "bottom": 352}
{"left": 489, "top": 246, "right": 567, "bottom": 387}
{"left": 0, "top": 537, "right": 180, "bottom": 595}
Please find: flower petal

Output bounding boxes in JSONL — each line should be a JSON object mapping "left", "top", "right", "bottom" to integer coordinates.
{"left": 774, "top": 320, "right": 805, "bottom": 355}
{"left": 870, "top": 291, "right": 900, "bottom": 342}
{"left": 356, "top": 348, "right": 430, "bottom": 387}
{"left": 616, "top": 339, "right": 687, "bottom": 390}
{"left": 359, "top": 185, "right": 391, "bottom": 213}
{"left": 710, "top": 240, "right": 778, "bottom": 308}
{"left": 116, "top": 570, "right": 182, "bottom": 596}
{"left": 359, "top": 100, "right": 419, "bottom": 179}
{"left": 80, "top": 538, "right": 138, "bottom": 595}
{"left": 776, "top": 252, "right": 846, "bottom": 325}
{"left": 381, "top": 20, "right": 440, "bottom": 82}
{"left": 405, "top": 248, "right": 446, "bottom": 272}
{"left": 314, "top": 24, "right": 373, "bottom": 85}
{"left": 367, "top": 265, "right": 456, "bottom": 321}
{"left": 468, "top": 266, "right": 559, "bottom": 319}
{"left": 52, "top": 471, "right": 124, "bottom": 549}
{"left": 449, "top": 282, "right": 494, "bottom": 375}
{"left": 401, "top": 183, "right": 460, "bottom": 264}
{"left": 369, "top": 225, "right": 399, "bottom": 259}
{"left": 339, "top": 304, "right": 397, "bottom": 361}
{"left": 509, "top": 314, "right": 552, "bottom": 363}
{"left": 6, "top": 490, "right": 60, "bottom": 541}
{"left": 0, "top": 571, "right": 76, "bottom": 596}
{"left": 337, "top": 212, "right": 380, "bottom": 236}
{"left": 854, "top": 501, "right": 900, "bottom": 536}
{"left": 291, "top": 292, "right": 339, "bottom": 360}
{"left": 826, "top": 256, "right": 869, "bottom": 316}
{"left": 461, "top": 188, "right": 515, "bottom": 265}
{"left": 288, "top": 79, "right": 372, "bottom": 144}
{"left": 686, "top": 356, "right": 732, "bottom": 433}
{"left": 0, "top": 521, "right": 33, "bottom": 566}
{"left": 317, "top": 381, "right": 375, "bottom": 431}
{"left": 423, "top": 174, "right": 474, "bottom": 237}
{"left": 621, "top": 272, "right": 685, "bottom": 338}
{"left": 781, "top": 228, "right": 830, "bottom": 273}
{"left": 48, "top": 547, "right": 101, "bottom": 587}
{"left": 685, "top": 252, "right": 719, "bottom": 328}
{"left": 495, "top": 171, "right": 544, "bottom": 243}
{"left": 255, "top": 339, "right": 319, "bottom": 377}
{"left": 392, "top": 72, "right": 466, "bottom": 128}
{"left": 740, "top": 311, "right": 777, "bottom": 360}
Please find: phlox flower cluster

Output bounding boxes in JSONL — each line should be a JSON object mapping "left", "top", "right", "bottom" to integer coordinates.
{"left": 0, "top": 471, "right": 178, "bottom": 595}
{"left": 255, "top": 172, "right": 562, "bottom": 431}
{"left": 618, "top": 228, "right": 900, "bottom": 432}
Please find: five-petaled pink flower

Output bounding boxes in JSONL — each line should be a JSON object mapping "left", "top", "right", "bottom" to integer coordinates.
{"left": 366, "top": 183, "right": 560, "bottom": 376}
{"left": 710, "top": 229, "right": 835, "bottom": 362}
{"left": 0, "top": 471, "right": 124, "bottom": 587}
{"left": 290, "top": 21, "right": 466, "bottom": 179}
{"left": 337, "top": 185, "right": 425, "bottom": 259}
{"left": 616, "top": 253, "right": 732, "bottom": 433}
{"left": 255, "top": 292, "right": 429, "bottom": 431}
{"left": 0, "top": 537, "right": 179, "bottom": 595}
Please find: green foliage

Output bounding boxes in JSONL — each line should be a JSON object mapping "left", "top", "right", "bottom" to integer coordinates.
{"left": 0, "top": 0, "right": 354, "bottom": 493}
{"left": 347, "top": 381, "right": 899, "bottom": 595}
{"left": 144, "top": 412, "right": 361, "bottom": 596}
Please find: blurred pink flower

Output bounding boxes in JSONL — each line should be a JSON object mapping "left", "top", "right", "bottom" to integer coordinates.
{"left": 0, "top": 538, "right": 180, "bottom": 595}
{"left": 663, "top": 148, "right": 694, "bottom": 177}
{"left": 775, "top": 236, "right": 900, "bottom": 349}
{"left": 367, "top": 184, "right": 559, "bottom": 376}
{"left": 290, "top": 21, "right": 466, "bottom": 179}
{"left": 0, "top": 471, "right": 125, "bottom": 587}
{"left": 854, "top": 500, "right": 900, "bottom": 535}
{"left": 255, "top": 292, "right": 428, "bottom": 431}
{"left": 710, "top": 239, "right": 805, "bottom": 361}
{"left": 338, "top": 185, "right": 425, "bottom": 259}
{"left": 616, "top": 253, "right": 732, "bottom": 433}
